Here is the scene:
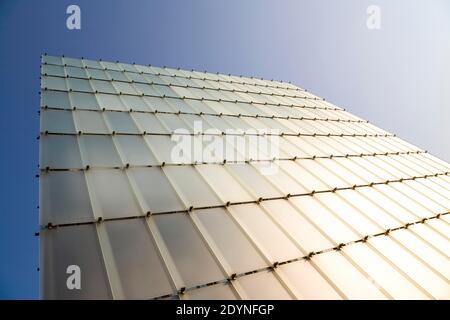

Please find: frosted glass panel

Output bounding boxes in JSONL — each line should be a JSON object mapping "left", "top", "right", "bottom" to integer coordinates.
{"left": 104, "top": 219, "right": 173, "bottom": 299}
{"left": 70, "top": 92, "right": 99, "bottom": 109}
{"left": 229, "top": 204, "right": 301, "bottom": 262}
{"left": 226, "top": 163, "right": 283, "bottom": 199}
{"left": 41, "top": 225, "right": 110, "bottom": 299}
{"left": 132, "top": 113, "right": 168, "bottom": 134}
{"left": 114, "top": 136, "right": 157, "bottom": 166}
{"left": 237, "top": 271, "right": 291, "bottom": 300}
{"left": 343, "top": 243, "right": 428, "bottom": 299}
{"left": 97, "top": 93, "right": 125, "bottom": 110}
{"left": 104, "top": 112, "right": 139, "bottom": 133}
{"left": 195, "top": 208, "right": 267, "bottom": 273}
{"left": 87, "top": 169, "right": 141, "bottom": 219}
{"left": 196, "top": 165, "right": 254, "bottom": 203}
{"left": 280, "top": 260, "right": 341, "bottom": 299}
{"left": 162, "top": 166, "right": 222, "bottom": 208}
{"left": 67, "top": 78, "right": 93, "bottom": 92}
{"left": 153, "top": 213, "right": 225, "bottom": 287}
{"left": 313, "top": 251, "right": 386, "bottom": 299}
{"left": 40, "top": 171, "right": 93, "bottom": 225}
{"left": 261, "top": 200, "right": 334, "bottom": 252}
{"left": 186, "top": 283, "right": 237, "bottom": 300}
{"left": 41, "top": 110, "right": 75, "bottom": 133}
{"left": 74, "top": 110, "right": 109, "bottom": 134}
{"left": 130, "top": 167, "right": 185, "bottom": 213}
{"left": 369, "top": 236, "right": 449, "bottom": 299}
{"left": 79, "top": 135, "right": 122, "bottom": 167}
{"left": 41, "top": 91, "right": 71, "bottom": 108}
{"left": 40, "top": 135, "right": 82, "bottom": 168}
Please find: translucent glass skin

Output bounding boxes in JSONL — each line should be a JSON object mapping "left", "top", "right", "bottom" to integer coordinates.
{"left": 40, "top": 56, "right": 450, "bottom": 300}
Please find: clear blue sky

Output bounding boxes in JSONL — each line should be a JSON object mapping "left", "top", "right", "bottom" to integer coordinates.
{"left": 0, "top": 0, "right": 449, "bottom": 299}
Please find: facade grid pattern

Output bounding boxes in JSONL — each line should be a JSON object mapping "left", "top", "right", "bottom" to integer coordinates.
{"left": 39, "top": 55, "right": 450, "bottom": 300}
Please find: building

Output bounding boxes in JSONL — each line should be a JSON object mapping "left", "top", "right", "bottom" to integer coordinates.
{"left": 39, "top": 55, "right": 450, "bottom": 299}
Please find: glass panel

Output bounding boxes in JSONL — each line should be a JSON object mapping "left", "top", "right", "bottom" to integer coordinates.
{"left": 42, "top": 76, "right": 67, "bottom": 91}
{"left": 196, "top": 165, "right": 254, "bottom": 203}
{"left": 278, "top": 161, "right": 330, "bottom": 191}
{"left": 390, "top": 229, "right": 450, "bottom": 280}
{"left": 83, "top": 59, "right": 102, "bottom": 69}
{"left": 315, "top": 192, "right": 383, "bottom": 235}
{"left": 70, "top": 92, "right": 99, "bottom": 110}
{"left": 40, "top": 135, "right": 82, "bottom": 168}
{"left": 67, "top": 78, "right": 93, "bottom": 92}
{"left": 42, "top": 55, "right": 63, "bottom": 65}
{"left": 144, "top": 135, "right": 181, "bottom": 163}
{"left": 338, "top": 189, "right": 402, "bottom": 229}
{"left": 162, "top": 166, "right": 222, "bottom": 208}
{"left": 86, "top": 68, "right": 110, "bottom": 80}
{"left": 374, "top": 184, "right": 433, "bottom": 218}
{"left": 42, "top": 64, "right": 65, "bottom": 77}
{"left": 280, "top": 260, "right": 341, "bottom": 299}
{"left": 104, "top": 219, "right": 174, "bottom": 299}
{"left": 63, "top": 57, "right": 83, "bottom": 67}
{"left": 425, "top": 219, "right": 450, "bottom": 237}
{"left": 251, "top": 162, "right": 308, "bottom": 195}
{"left": 41, "top": 225, "right": 110, "bottom": 299}
{"left": 389, "top": 182, "right": 447, "bottom": 214}
{"left": 195, "top": 208, "right": 267, "bottom": 273}
{"left": 165, "top": 97, "right": 196, "bottom": 113}
{"left": 79, "top": 135, "right": 122, "bottom": 167}
{"left": 91, "top": 80, "right": 117, "bottom": 94}
{"left": 409, "top": 224, "right": 450, "bottom": 257}
{"left": 369, "top": 236, "right": 449, "bottom": 299}
{"left": 131, "top": 82, "right": 160, "bottom": 96}
{"left": 290, "top": 196, "right": 360, "bottom": 244}
{"left": 357, "top": 186, "right": 423, "bottom": 223}
{"left": 153, "top": 84, "right": 179, "bottom": 98}
{"left": 130, "top": 167, "right": 185, "bottom": 213}
{"left": 114, "top": 136, "right": 157, "bottom": 166}
{"left": 186, "top": 283, "right": 237, "bottom": 300}
{"left": 142, "top": 73, "right": 164, "bottom": 84}
{"left": 315, "top": 159, "right": 367, "bottom": 186}
{"left": 40, "top": 171, "right": 93, "bottom": 225}
{"left": 41, "top": 91, "right": 71, "bottom": 108}
{"left": 156, "top": 114, "right": 191, "bottom": 132}
{"left": 343, "top": 242, "right": 428, "bottom": 299}
{"left": 104, "top": 112, "right": 139, "bottom": 133}
{"left": 87, "top": 169, "right": 141, "bottom": 219}
{"left": 105, "top": 70, "right": 128, "bottom": 82}
{"left": 226, "top": 163, "right": 283, "bottom": 199}
{"left": 113, "top": 81, "right": 138, "bottom": 95}
{"left": 185, "top": 99, "right": 215, "bottom": 113}
{"left": 120, "top": 95, "right": 149, "bottom": 111}
{"left": 229, "top": 204, "right": 301, "bottom": 262}
{"left": 65, "top": 66, "right": 88, "bottom": 78}
{"left": 143, "top": 96, "right": 174, "bottom": 112}
{"left": 41, "top": 109, "right": 75, "bottom": 133}
{"left": 312, "top": 251, "right": 386, "bottom": 299}
{"left": 96, "top": 93, "right": 126, "bottom": 110}
{"left": 153, "top": 213, "right": 225, "bottom": 287}
{"left": 125, "top": 71, "right": 146, "bottom": 83}
{"left": 100, "top": 61, "right": 122, "bottom": 71}
{"left": 237, "top": 270, "right": 291, "bottom": 300}
{"left": 73, "top": 110, "right": 109, "bottom": 134}
{"left": 132, "top": 113, "right": 168, "bottom": 134}
{"left": 261, "top": 200, "right": 334, "bottom": 252}
{"left": 120, "top": 64, "right": 138, "bottom": 72}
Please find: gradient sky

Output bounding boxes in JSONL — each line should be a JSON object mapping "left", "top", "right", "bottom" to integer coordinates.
{"left": 0, "top": 0, "right": 448, "bottom": 299}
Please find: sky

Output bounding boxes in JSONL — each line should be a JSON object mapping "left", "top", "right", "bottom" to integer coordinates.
{"left": 0, "top": 0, "right": 449, "bottom": 299}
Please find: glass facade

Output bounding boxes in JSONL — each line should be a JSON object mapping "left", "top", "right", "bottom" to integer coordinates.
{"left": 39, "top": 55, "right": 450, "bottom": 299}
